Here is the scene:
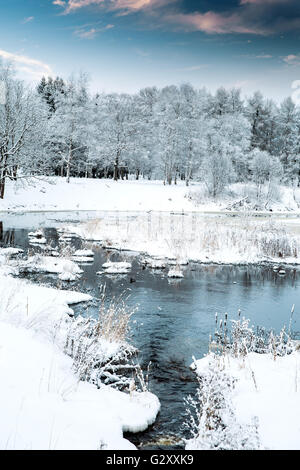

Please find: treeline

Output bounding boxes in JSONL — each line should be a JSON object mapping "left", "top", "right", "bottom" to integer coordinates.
{"left": 0, "top": 61, "right": 299, "bottom": 199}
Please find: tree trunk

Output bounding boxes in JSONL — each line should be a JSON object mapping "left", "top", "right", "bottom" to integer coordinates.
{"left": 114, "top": 152, "right": 120, "bottom": 181}
{"left": 66, "top": 141, "right": 72, "bottom": 183}
{"left": 0, "top": 177, "right": 6, "bottom": 199}
{"left": 12, "top": 165, "right": 18, "bottom": 181}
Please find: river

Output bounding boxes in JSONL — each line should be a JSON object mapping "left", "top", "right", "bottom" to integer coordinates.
{"left": 1, "top": 211, "right": 300, "bottom": 449}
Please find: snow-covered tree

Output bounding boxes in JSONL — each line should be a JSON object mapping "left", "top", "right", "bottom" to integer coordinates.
{"left": 250, "top": 148, "right": 283, "bottom": 202}
{"left": 0, "top": 63, "right": 48, "bottom": 198}
{"left": 276, "top": 97, "right": 300, "bottom": 185}
{"left": 48, "top": 73, "right": 90, "bottom": 183}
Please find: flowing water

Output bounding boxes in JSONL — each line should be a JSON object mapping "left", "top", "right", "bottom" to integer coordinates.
{"left": 1, "top": 211, "right": 300, "bottom": 449}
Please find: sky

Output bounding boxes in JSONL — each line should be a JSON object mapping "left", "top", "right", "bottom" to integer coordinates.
{"left": 0, "top": 0, "right": 300, "bottom": 101}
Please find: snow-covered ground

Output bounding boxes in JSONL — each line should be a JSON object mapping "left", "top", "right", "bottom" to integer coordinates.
{"left": 0, "top": 264, "right": 160, "bottom": 449}
{"left": 1, "top": 177, "right": 300, "bottom": 214}
{"left": 65, "top": 212, "right": 300, "bottom": 265}
{"left": 0, "top": 177, "right": 197, "bottom": 213}
{"left": 3, "top": 177, "right": 300, "bottom": 265}
{"left": 189, "top": 349, "right": 300, "bottom": 450}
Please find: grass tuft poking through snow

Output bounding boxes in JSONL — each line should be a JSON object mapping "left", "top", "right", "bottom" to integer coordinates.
{"left": 186, "top": 311, "right": 300, "bottom": 450}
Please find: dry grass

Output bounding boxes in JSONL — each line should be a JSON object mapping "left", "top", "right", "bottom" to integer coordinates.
{"left": 73, "top": 211, "right": 300, "bottom": 263}
{"left": 64, "top": 286, "right": 138, "bottom": 387}
{"left": 97, "top": 285, "right": 137, "bottom": 343}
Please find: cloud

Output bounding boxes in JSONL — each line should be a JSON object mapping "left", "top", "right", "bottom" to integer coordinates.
{"left": 53, "top": 0, "right": 167, "bottom": 14}
{"left": 238, "top": 53, "right": 273, "bottom": 59}
{"left": 255, "top": 54, "right": 273, "bottom": 58}
{"left": 0, "top": 49, "right": 53, "bottom": 80}
{"left": 165, "top": 11, "right": 268, "bottom": 35}
{"left": 52, "top": 0, "right": 67, "bottom": 6}
{"left": 74, "top": 23, "right": 114, "bottom": 39}
{"left": 240, "top": 0, "right": 288, "bottom": 4}
{"left": 57, "top": 0, "right": 104, "bottom": 14}
{"left": 52, "top": 0, "right": 300, "bottom": 36}
{"left": 283, "top": 54, "right": 300, "bottom": 65}
{"left": 176, "top": 64, "right": 208, "bottom": 72}
{"left": 22, "top": 16, "right": 35, "bottom": 24}
{"left": 134, "top": 48, "right": 150, "bottom": 57}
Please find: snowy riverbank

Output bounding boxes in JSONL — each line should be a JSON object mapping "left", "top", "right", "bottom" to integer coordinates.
{"left": 188, "top": 348, "right": 300, "bottom": 450}
{"left": 185, "top": 315, "right": 300, "bottom": 450}
{"left": 1, "top": 177, "right": 300, "bottom": 214}
{"left": 64, "top": 212, "right": 300, "bottom": 266}
{"left": 0, "top": 267, "right": 160, "bottom": 449}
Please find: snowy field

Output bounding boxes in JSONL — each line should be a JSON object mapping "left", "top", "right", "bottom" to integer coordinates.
{"left": 1, "top": 177, "right": 300, "bottom": 214}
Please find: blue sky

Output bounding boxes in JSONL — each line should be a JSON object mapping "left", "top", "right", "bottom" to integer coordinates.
{"left": 0, "top": 0, "right": 300, "bottom": 100}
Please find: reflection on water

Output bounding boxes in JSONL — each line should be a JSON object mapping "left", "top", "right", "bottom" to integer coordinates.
{"left": 1, "top": 223, "right": 300, "bottom": 448}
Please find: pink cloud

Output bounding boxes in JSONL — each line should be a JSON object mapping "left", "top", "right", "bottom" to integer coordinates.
{"left": 283, "top": 54, "right": 300, "bottom": 65}
{"left": 53, "top": 0, "right": 163, "bottom": 14}
{"left": 165, "top": 11, "right": 269, "bottom": 35}
{"left": 52, "top": 0, "right": 299, "bottom": 36}
{"left": 240, "top": 0, "right": 288, "bottom": 4}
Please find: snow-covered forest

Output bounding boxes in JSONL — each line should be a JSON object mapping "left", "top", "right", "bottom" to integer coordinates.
{"left": 1, "top": 62, "right": 299, "bottom": 200}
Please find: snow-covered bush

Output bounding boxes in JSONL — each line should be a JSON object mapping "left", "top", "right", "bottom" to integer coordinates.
{"left": 184, "top": 361, "right": 260, "bottom": 450}
{"left": 212, "top": 311, "right": 295, "bottom": 358}
{"left": 185, "top": 310, "right": 298, "bottom": 450}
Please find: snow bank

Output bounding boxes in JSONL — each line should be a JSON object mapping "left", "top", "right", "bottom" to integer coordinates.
{"left": 0, "top": 274, "right": 91, "bottom": 331}
{"left": 0, "top": 266, "right": 160, "bottom": 449}
{"left": 190, "top": 350, "right": 300, "bottom": 450}
{"left": 18, "top": 256, "right": 83, "bottom": 277}
{"left": 0, "top": 247, "right": 23, "bottom": 257}
{"left": 0, "top": 252, "right": 160, "bottom": 450}
{"left": 0, "top": 321, "right": 160, "bottom": 450}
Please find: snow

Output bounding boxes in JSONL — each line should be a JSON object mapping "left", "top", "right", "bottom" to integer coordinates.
{"left": 1, "top": 177, "right": 300, "bottom": 214}
{"left": 0, "top": 274, "right": 91, "bottom": 327}
{"left": 29, "top": 237, "right": 47, "bottom": 244}
{"left": 102, "top": 261, "right": 131, "bottom": 274}
{"left": 0, "top": 247, "right": 23, "bottom": 257}
{"left": 71, "top": 256, "right": 94, "bottom": 263}
{"left": 73, "top": 249, "right": 94, "bottom": 257}
{"left": 191, "top": 351, "right": 300, "bottom": 450}
{"left": 28, "top": 230, "right": 44, "bottom": 237}
{"left": 0, "top": 177, "right": 197, "bottom": 213}
{"left": 0, "top": 269, "right": 160, "bottom": 449}
{"left": 18, "top": 256, "right": 83, "bottom": 277}
{"left": 142, "top": 258, "right": 166, "bottom": 269}
{"left": 0, "top": 321, "right": 160, "bottom": 450}
{"left": 167, "top": 268, "right": 184, "bottom": 278}
{"left": 58, "top": 271, "right": 78, "bottom": 281}
{"left": 67, "top": 212, "right": 300, "bottom": 266}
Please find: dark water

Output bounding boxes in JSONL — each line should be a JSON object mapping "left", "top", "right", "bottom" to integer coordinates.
{"left": 1, "top": 222, "right": 300, "bottom": 449}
